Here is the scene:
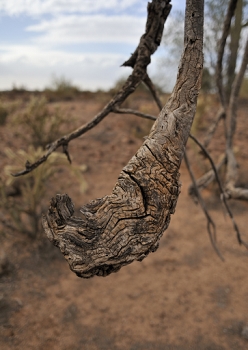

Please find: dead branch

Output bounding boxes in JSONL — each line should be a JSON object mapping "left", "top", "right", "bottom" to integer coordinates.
{"left": 225, "top": 38, "right": 248, "bottom": 195}
{"left": 225, "top": 187, "right": 248, "bottom": 201}
{"left": 112, "top": 107, "right": 156, "bottom": 121}
{"left": 216, "top": 0, "right": 238, "bottom": 107}
{"left": 227, "top": 38, "right": 248, "bottom": 147}
{"left": 188, "top": 153, "right": 226, "bottom": 195}
{"left": 189, "top": 134, "right": 247, "bottom": 249}
{"left": 143, "top": 74, "right": 164, "bottom": 110}
{"left": 189, "top": 135, "right": 227, "bottom": 196}
{"left": 13, "top": 0, "right": 172, "bottom": 177}
{"left": 193, "top": 3, "right": 248, "bottom": 205}
{"left": 203, "top": 107, "right": 225, "bottom": 148}
{"left": 184, "top": 152, "right": 224, "bottom": 261}
{"left": 192, "top": 0, "right": 242, "bottom": 182}
{"left": 42, "top": 0, "right": 204, "bottom": 278}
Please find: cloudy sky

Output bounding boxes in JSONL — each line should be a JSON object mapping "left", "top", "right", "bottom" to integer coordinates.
{"left": 0, "top": 0, "right": 185, "bottom": 91}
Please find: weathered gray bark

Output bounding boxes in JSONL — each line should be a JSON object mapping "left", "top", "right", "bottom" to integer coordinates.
{"left": 225, "top": 38, "right": 248, "bottom": 199}
{"left": 225, "top": 0, "right": 243, "bottom": 102}
{"left": 191, "top": 0, "right": 248, "bottom": 202}
{"left": 42, "top": 0, "right": 204, "bottom": 278}
{"left": 216, "top": 0, "right": 238, "bottom": 107}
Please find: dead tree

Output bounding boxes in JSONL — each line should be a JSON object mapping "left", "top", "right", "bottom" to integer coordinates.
{"left": 191, "top": 0, "right": 248, "bottom": 200}
{"left": 12, "top": 0, "right": 248, "bottom": 276}
{"left": 39, "top": 0, "right": 204, "bottom": 278}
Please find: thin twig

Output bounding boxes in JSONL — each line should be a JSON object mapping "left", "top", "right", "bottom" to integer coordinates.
{"left": 189, "top": 134, "right": 248, "bottom": 249}
{"left": 203, "top": 107, "right": 225, "bottom": 148}
{"left": 184, "top": 151, "right": 224, "bottom": 261}
{"left": 63, "top": 143, "right": 72, "bottom": 164}
{"left": 113, "top": 107, "right": 156, "bottom": 121}
{"left": 189, "top": 135, "right": 225, "bottom": 193}
{"left": 188, "top": 154, "right": 226, "bottom": 195}
{"left": 13, "top": 0, "right": 172, "bottom": 177}
{"left": 143, "top": 74, "right": 163, "bottom": 111}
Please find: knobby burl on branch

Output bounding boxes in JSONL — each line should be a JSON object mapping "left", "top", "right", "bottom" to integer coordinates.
{"left": 42, "top": 0, "right": 204, "bottom": 278}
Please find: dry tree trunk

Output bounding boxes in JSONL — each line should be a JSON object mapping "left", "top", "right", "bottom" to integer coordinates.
{"left": 42, "top": 0, "right": 204, "bottom": 278}
{"left": 191, "top": 0, "right": 248, "bottom": 200}
{"left": 225, "top": 38, "right": 248, "bottom": 200}
{"left": 225, "top": 0, "right": 243, "bottom": 102}
{"left": 216, "top": 0, "right": 238, "bottom": 108}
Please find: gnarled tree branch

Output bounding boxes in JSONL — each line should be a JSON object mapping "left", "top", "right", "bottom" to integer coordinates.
{"left": 42, "top": 0, "right": 204, "bottom": 278}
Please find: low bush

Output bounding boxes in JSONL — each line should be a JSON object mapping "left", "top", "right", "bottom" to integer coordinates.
{"left": 13, "top": 96, "right": 74, "bottom": 148}
{"left": 0, "top": 146, "right": 87, "bottom": 238}
{"left": 0, "top": 99, "right": 21, "bottom": 126}
{"left": 44, "top": 75, "right": 81, "bottom": 101}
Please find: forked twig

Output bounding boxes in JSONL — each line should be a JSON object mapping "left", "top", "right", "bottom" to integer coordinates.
{"left": 188, "top": 154, "right": 226, "bottom": 194}
{"left": 113, "top": 107, "right": 156, "bottom": 121}
{"left": 203, "top": 107, "right": 225, "bottom": 148}
{"left": 189, "top": 134, "right": 248, "bottom": 249}
{"left": 12, "top": 0, "right": 172, "bottom": 177}
{"left": 184, "top": 152, "right": 224, "bottom": 261}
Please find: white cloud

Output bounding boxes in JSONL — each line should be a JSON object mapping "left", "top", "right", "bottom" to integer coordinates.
{"left": 26, "top": 15, "right": 145, "bottom": 45}
{"left": 0, "top": 0, "right": 144, "bottom": 16}
{"left": 0, "top": 44, "right": 132, "bottom": 90}
{"left": 0, "top": 0, "right": 182, "bottom": 91}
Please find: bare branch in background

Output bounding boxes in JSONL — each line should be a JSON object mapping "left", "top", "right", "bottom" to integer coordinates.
{"left": 184, "top": 151, "right": 224, "bottom": 261}
{"left": 191, "top": 1, "right": 248, "bottom": 207}
{"left": 203, "top": 107, "right": 225, "bottom": 148}
{"left": 189, "top": 134, "right": 247, "bottom": 249}
{"left": 13, "top": 0, "right": 172, "bottom": 177}
{"left": 188, "top": 154, "right": 226, "bottom": 194}
{"left": 112, "top": 107, "right": 156, "bottom": 121}
{"left": 225, "top": 38, "right": 248, "bottom": 200}
{"left": 143, "top": 74, "right": 164, "bottom": 110}
{"left": 216, "top": 0, "right": 238, "bottom": 107}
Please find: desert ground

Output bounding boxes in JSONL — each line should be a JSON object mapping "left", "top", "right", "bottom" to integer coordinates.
{"left": 0, "top": 89, "right": 248, "bottom": 350}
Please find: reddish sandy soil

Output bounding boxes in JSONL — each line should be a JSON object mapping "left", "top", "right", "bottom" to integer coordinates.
{"left": 0, "top": 92, "right": 248, "bottom": 350}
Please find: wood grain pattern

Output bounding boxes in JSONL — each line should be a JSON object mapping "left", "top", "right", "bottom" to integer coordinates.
{"left": 42, "top": 0, "right": 204, "bottom": 278}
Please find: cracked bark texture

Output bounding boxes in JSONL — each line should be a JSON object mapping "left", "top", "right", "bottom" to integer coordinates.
{"left": 42, "top": 0, "right": 204, "bottom": 278}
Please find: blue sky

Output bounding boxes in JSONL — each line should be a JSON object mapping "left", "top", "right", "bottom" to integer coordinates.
{"left": 0, "top": 0, "right": 185, "bottom": 91}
